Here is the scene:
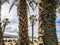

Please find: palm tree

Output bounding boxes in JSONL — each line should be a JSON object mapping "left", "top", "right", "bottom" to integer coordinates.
{"left": 17, "top": 0, "right": 30, "bottom": 45}
{"left": 0, "top": 0, "right": 3, "bottom": 45}
{"left": 2, "top": 18, "right": 10, "bottom": 34}
{"left": 9, "top": 0, "right": 37, "bottom": 12}
{"left": 38, "top": 0, "right": 58, "bottom": 45}
{"left": 0, "top": 0, "right": 9, "bottom": 45}
{"left": 29, "top": 15, "right": 37, "bottom": 45}
{"left": 9, "top": 0, "right": 37, "bottom": 45}
{"left": 1, "top": 18, "right": 9, "bottom": 45}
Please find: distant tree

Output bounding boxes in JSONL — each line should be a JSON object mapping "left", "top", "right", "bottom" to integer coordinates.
{"left": 0, "top": 0, "right": 9, "bottom": 45}
{"left": 2, "top": 18, "right": 10, "bottom": 34}
{"left": 29, "top": 15, "right": 37, "bottom": 45}
{"left": 9, "top": 0, "right": 37, "bottom": 12}
{"left": 1, "top": 18, "right": 9, "bottom": 45}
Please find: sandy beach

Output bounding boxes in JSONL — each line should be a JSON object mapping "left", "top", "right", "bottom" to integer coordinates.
{"left": 4, "top": 41, "right": 60, "bottom": 45}
{"left": 4, "top": 41, "right": 38, "bottom": 45}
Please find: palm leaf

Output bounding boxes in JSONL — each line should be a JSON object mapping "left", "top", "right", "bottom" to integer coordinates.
{"left": 2, "top": 0, "right": 10, "bottom": 5}
{"left": 9, "top": 0, "right": 37, "bottom": 12}
{"left": 9, "top": 0, "right": 16, "bottom": 12}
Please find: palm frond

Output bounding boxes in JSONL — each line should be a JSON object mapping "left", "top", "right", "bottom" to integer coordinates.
{"left": 2, "top": 0, "right": 10, "bottom": 5}
{"left": 2, "top": 18, "right": 10, "bottom": 33}
{"left": 56, "top": 0, "right": 60, "bottom": 13}
{"left": 9, "top": 0, "right": 37, "bottom": 12}
{"left": 27, "top": 0, "right": 37, "bottom": 11}
{"left": 9, "top": 0, "right": 17, "bottom": 12}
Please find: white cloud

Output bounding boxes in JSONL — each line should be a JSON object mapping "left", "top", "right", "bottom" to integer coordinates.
{"left": 4, "top": 32, "right": 18, "bottom": 35}
{"left": 1, "top": 2, "right": 18, "bottom": 33}
{"left": 56, "top": 13, "right": 60, "bottom": 19}
{"left": 56, "top": 26, "right": 60, "bottom": 30}
{"left": 1, "top": 2, "right": 17, "bottom": 20}
{"left": 1, "top": 4, "right": 10, "bottom": 19}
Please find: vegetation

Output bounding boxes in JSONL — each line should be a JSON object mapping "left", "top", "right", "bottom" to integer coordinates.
{"left": 17, "top": 0, "right": 30, "bottom": 45}
{"left": 0, "top": 0, "right": 60, "bottom": 45}
{"left": 2, "top": 18, "right": 10, "bottom": 33}
{"left": 38, "top": 0, "right": 59, "bottom": 45}
{"left": 0, "top": 0, "right": 3, "bottom": 45}
{"left": 29, "top": 15, "right": 37, "bottom": 45}
{"left": 0, "top": 0, "right": 9, "bottom": 44}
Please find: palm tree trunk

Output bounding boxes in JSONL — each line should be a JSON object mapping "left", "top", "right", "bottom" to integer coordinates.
{"left": 0, "top": 0, "right": 3, "bottom": 45}
{"left": 32, "top": 20, "right": 34, "bottom": 45}
{"left": 38, "top": 0, "right": 58, "bottom": 45}
{"left": 2, "top": 23, "right": 6, "bottom": 34}
{"left": 17, "top": 0, "right": 30, "bottom": 45}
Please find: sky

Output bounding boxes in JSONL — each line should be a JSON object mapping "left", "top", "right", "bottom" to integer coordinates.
{"left": 1, "top": 0, "right": 60, "bottom": 42}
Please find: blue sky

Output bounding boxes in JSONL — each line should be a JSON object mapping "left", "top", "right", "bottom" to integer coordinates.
{"left": 1, "top": 1, "right": 60, "bottom": 42}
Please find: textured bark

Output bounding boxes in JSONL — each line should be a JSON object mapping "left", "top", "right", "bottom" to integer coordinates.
{"left": 17, "top": 0, "right": 30, "bottom": 45}
{"left": 0, "top": 0, "right": 3, "bottom": 45}
{"left": 38, "top": 0, "right": 58, "bottom": 45}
